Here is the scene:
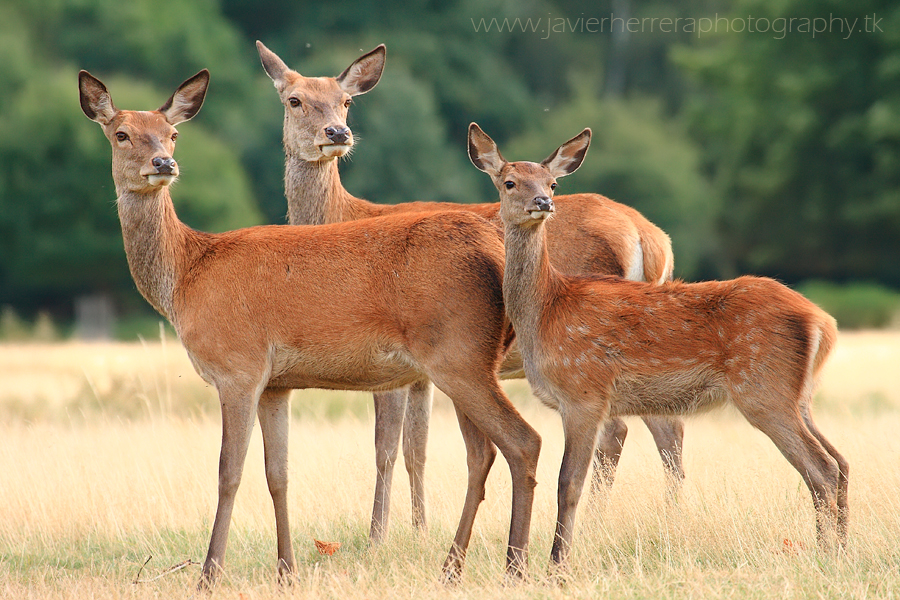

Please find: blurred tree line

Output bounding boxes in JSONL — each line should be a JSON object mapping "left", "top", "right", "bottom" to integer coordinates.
{"left": 0, "top": 0, "right": 898, "bottom": 331}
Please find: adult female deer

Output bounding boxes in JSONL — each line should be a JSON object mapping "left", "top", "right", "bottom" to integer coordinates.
{"left": 256, "top": 41, "right": 687, "bottom": 539}
{"left": 79, "top": 69, "right": 542, "bottom": 586}
{"left": 467, "top": 122, "right": 848, "bottom": 571}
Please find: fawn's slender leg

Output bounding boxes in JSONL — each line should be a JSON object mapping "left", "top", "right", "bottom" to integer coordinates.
{"left": 551, "top": 407, "right": 602, "bottom": 573}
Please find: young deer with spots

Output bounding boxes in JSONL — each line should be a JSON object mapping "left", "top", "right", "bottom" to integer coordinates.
{"left": 256, "top": 42, "right": 687, "bottom": 536}
{"left": 80, "top": 70, "right": 543, "bottom": 587}
{"left": 468, "top": 123, "right": 848, "bottom": 572}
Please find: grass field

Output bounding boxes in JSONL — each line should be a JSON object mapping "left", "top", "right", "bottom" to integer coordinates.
{"left": 0, "top": 331, "right": 898, "bottom": 599}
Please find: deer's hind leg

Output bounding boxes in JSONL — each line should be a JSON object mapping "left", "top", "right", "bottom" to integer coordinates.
{"left": 431, "top": 372, "right": 541, "bottom": 582}
{"left": 592, "top": 418, "right": 627, "bottom": 495}
{"left": 643, "top": 415, "right": 686, "bottom": 500}
{"left": 736, "top": 395, "right": 843, "bottom": 550}
{"left": 800, "top": 403, "right": 849, "bottom": 545}
{"left": 440, "top": 407, "right": 497, "bottom": 584}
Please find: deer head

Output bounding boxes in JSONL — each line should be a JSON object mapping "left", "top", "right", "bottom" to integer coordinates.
{"left": 467, "top": 123, "right": 591, "bottom": 228}
{"left": 257, "top": 41, "right": 385, "bottom": 162}
{"left": 79, "top": 69, "right": 209, "bottom": 194}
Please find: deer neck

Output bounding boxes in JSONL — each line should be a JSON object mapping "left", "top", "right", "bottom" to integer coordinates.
{"left": 502, "top": 220, "right": 559, "bottom": 357}
{"left": 284, "top": 153, "right": 379, "bottom": 225}
{"left": 116, "top": 186, "right": 196, "bottom": 324}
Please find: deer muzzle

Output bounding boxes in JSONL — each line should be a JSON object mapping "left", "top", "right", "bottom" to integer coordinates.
{"left": 527, "top": 196, "right": 555, "bottom": 219}
{"left": 151, "top": 156, "right": 177, "bottom": 175}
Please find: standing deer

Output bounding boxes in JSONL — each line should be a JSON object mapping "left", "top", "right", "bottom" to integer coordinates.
{"left": 79, "top": 69, "right": 543, "bottom": 586}
{"left": 467, "top": 122, "right": 849, "bottom": 572}
{"left": 256, "top": 41, "right": 687, "bottom": 537}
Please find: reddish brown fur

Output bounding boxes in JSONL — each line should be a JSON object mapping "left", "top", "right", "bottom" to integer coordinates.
{"left": 80, "top": 70, "right": 542, "bottom": 587}
{"left": 468, "top": 122, "right": 848, "bottom": 574}
{"left": 257, "top": 42, "right": 685, "bottom": 526}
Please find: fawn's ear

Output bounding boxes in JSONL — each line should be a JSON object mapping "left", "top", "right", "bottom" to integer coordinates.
{"left": 79, "top": 70, "right": 118, "bottom": 126}
{"left": 337, "top": 44, "right": 386, "bottom": 96}
{"left": 542, "top": 128, "right": 591, "bottom": 178}
{"left": 468, "top": 123, "right": 506, "bottom": 178}
{"left": 257, "top": 40, "right": 293, "bottom": 92}
{"left": 159, "top": 70, "right": 209, "bottom": 125}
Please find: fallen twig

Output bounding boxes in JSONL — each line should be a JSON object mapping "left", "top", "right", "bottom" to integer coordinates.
{"left": 132, "top": 555, "right": 153, "bottom": 584}
{"left": 133, "top": 555, "right": 200, "bottom": 584}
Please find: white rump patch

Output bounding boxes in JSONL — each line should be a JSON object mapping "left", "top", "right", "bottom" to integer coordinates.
{"left": 625, "top": 241, "right": 644, "bottom": 282}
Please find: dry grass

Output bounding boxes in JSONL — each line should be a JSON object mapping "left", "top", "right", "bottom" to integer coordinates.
{"left": 0, "top": 331, "right": 898, "bottom": 599}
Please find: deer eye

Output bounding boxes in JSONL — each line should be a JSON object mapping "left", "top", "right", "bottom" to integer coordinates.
{"left": 171, "top": 132, "right": 178, "bottom": 142}
{"left": 344, "top": 98, "right": 353, "bottom": 108}
{"left": 288, "top": 97, "right": 301, "bottom": 108}
{"left": 115, "top": 132, "right": 129, "bottom": 142}
{"left": 504, "top": 181, "right": 515, "bottom": 190}
{"left": 550, "top": 182, "right": 557, "bottom": 190}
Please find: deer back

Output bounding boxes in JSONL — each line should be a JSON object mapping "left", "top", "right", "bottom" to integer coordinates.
{"left": 533, "top": 275, "right": 836, "bottom": 417}
{"left": 172, "top": 212, "right": 512, "bottom": 391}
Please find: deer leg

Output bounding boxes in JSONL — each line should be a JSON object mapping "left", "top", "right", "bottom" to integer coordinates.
{"left": 591, "top": 418, "right": 627, "bottom": 495}
{"left": 199, "top": 385, "right": 262, "bottom": 589}
{"left": 738, "top": 401, "right": 842, "bottom": 550}
{"left": 642, "top": 415, "right": 686, "bottom": 500}
{"left": 403, "top": 379, "right": 433, "bottom": 532}
{"left": 800, "top": 404, "right": 849, "bottom": 546}
{"left": 432, "top": 374, "right": 540, "bottom": 583}
{"left": 440, "top": 407, "right": 497, "bottom": 584}
{"left": 257, "top": 388, "right": 295, "bottom": 583}
{"left": 551, "top": 408, "right": 603, "bottom": 574}
{"left": 369, "top": 388, "right": 407, "bottom": 544}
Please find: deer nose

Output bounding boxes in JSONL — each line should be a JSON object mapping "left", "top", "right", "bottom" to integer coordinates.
{"left": 152, "top": 157, "right": 176, "bottom": 174}
{"left": 534, "top": 196, "right": 554, "bottom": 212}
{"left": 324, "top": 126, "right": 351, "bottom": 144}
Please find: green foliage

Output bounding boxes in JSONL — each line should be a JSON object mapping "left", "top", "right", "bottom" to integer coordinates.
{"left": 675, "top": 0, "right": 900, "bottom": 285}
{"left": 797, "top": 280, "right": 900, "bottom": 330}
{"left": 0, "top": 306, "right": 30, "bottom": 341}
{"left": 0, "top": 306, "right": 61, "bottom": 341}
{"left": 342, "top": 60, "right": 485, "bottom": 206}
{"left": 0, "top": 67, "right": 129, "bottom": 310}
{"left": 113, "top": 316, "right": 176, "bottom": 342}
{"left": 0, "top": 0, "right": 261, "bottom": 318}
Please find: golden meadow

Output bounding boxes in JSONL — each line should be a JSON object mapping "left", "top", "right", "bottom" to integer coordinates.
{"left": 0, "top": 331, "right": 898, "bottom": 599}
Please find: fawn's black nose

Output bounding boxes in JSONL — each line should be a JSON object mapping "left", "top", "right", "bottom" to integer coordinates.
{"left": 324, "top": 126, "right": 351, "bottom": 144}
{"left": 534, "top": 196, "right": 554, "bottom": 212}
{"left": 152, "top": 157, "right": 176, "bottom": 174}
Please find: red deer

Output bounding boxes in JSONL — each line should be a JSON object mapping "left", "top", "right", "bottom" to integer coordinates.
{"left": 256, "top": 42, "right": 687, "bottom": 536}
{"left": 467, "top": 122, "right": 848, "bottom": 572}
{"left": 79, "top": 69, "right": 542, "bottom": 586}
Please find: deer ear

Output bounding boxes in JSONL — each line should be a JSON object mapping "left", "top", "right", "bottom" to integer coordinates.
{"left": 337, "top": 44, "right": 385, "bottom": 96}
{"left": 79, "top": 71, "right": 118, "bottom": 126}
{"left": 542, "top": 128, "right": 591, "bottom": 178}
{"left": 257, "top": 40, "right": 293, "bottom": 92}
{"left": 159, "top": 70, "right": 209, "bottom": 125}
{"left": 468, "top": 123, "right": 506, "bottom": 178}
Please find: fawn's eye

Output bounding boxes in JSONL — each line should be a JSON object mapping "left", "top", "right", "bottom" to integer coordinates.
{"left": 550, "top": 182, "right": 557, "bottom": 190}
{"left": 171, "top": 132, "right": 178, "bottom": 142}
{"left": 504, "top": 181, "right": 515, "bottom": 190}
{"left": 344, "top": 98, "right": 353, "bottom": 108}
{"left": 115, "top": 132, "right": 129, "bottom": 142}
{"left": 288, "top": 97, "right": 301, "bottom": 108}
